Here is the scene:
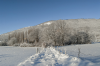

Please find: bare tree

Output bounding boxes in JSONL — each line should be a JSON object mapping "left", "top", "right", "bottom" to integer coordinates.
{"left": 46, "top": 23, "right": 58, "bottom": 46}
{"left": 28, "top": 28, "right": 40, "bottom": 44}
{"left": 45, "top": 20, "right": 70, "bottom": 46}
{"left": 7, "top": 37, "right": 17, "bottom": 46}
{"left": 70, "top": 27, "right": 92, "bottom": 44}
{"left": 8, "top": 34, "right": 11, "bottom": 41}
{"left": 55, "top": 20, "right": 70, "bottom": 46}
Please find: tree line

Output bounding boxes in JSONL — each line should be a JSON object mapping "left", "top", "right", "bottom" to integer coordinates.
{"left": 0, "top": 20, "right": 93, "bottom": 47}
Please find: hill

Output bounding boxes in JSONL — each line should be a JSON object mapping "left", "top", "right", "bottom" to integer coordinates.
{"left": 0, "top": 19, "right": 100, "bottom": 46}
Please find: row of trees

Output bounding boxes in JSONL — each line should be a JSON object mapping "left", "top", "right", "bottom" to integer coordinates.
{"left": 1, "top": 20, "right": 93, "bottom": 47}
{"left": 7, "top": 27, "right": 40, "bottom": 46}
{"left": 43, "top": 20, "right": 92, "bottom": 46}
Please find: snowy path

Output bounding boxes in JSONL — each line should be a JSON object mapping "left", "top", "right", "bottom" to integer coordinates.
{"left": 18, "top": 47, "right": 82, "bottom": 66}
{"left": 18, "top": 47, "right": 100, "bottom": 66}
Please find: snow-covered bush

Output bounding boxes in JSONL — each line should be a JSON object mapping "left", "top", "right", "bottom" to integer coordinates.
{"left": 20, "top": 43, "right": 33, "bottom": 47}
{"left": 13, "top": 43, "right": 20, "bottom": 46}
{"left": 7, "top": 37, "right": 17, "bottom": 46}
{"left": 27, "top": 28, "right": 40, "bottom": 44}
{"left": 0, "top": 41, "right": 7, "bottom": 46}
{"left": 66, "top": 31, "right": 92, "bottom": 45}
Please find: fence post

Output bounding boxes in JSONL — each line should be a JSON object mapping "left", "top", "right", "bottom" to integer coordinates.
{"left": 59, "top": 49, "right": 60, "bottom": 54}
{"left": 38, "top": 48, "right": 40, "bottom": 53}
{"left": 78, "top": 48, "right": 80, "bottom": 58}
{"left": 57, "top": 46, "right": 58, "bottom": 51}
{"left": 36, "top": 48, "right": 39, "bottom": 54}
{"left": 65, "top": 49, "right": 66, "bottom": 55}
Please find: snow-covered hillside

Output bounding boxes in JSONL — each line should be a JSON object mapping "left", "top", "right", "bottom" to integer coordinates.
{"left": 1, "top": 19, "right": 100, "bottom": 42}
{"left": 44, "top": 22, "right": 52, "bottom": 25}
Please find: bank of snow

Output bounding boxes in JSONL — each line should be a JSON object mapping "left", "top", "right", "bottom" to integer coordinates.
{"left": 56, "top": 43, "right": 100, "bottom": 66}
{"left": 1, "top": 43, "right": 100, "bottom": 66}
{"left": 18, "top": 43, "right": 100, "bottom": 66}
{"left": 18, "top": 47, "right": 98, "bottom": 66}
{"left": 18, "top": 47, "right": 81, "bottom": 66}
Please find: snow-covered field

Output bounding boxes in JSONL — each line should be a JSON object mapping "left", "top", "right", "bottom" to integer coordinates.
{"left": 56, "top": 43, "right": 100, "bottom": 66}
{"left": 0, "top": 43, "right": 100, "bottom": 66}
{"left": 0, "top": 46, "right": 40, "bottom": 66}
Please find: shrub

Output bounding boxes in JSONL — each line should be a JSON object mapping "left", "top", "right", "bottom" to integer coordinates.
{"left": 13, "top": 43, "right": 20, "bottom": 47}
{"left": 0, "top": 41, "right": 7, "bottom": 46}
{"left": 20, "top": 43, "right": 33, "bottom": 47}
{"left": 7, "top": 37, "right": 17, "bottom": 46}
{"left": 67, "top": 32, "right": 92, "bottom": 45}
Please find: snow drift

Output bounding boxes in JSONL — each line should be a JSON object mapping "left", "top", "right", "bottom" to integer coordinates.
{"left": 18, "top": 47, "right": 94, "bottom": 66}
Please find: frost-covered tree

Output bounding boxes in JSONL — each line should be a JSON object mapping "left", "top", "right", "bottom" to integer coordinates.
{"left": 45, "top": 20, "right": 70, "bottom": 46}
{"left": 28, "top": 28, "right": 40, "bottom": 44}
{"left": 7, "top": 37, "right": 17, "bottom": 46}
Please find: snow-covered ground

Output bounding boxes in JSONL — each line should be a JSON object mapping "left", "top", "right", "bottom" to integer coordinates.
{"left": 18, "top": 43, "right": 100, "bottom": 66}
{"left": 44, "top": 22, "right": 52, "bottom": 25}
{"left": 55, "top": 43, "right": 100, "bottom": 66}
{"left": 18, "top": 47, "right": 81, "bottom": 66}
{"left": 0, "top": 43, "right": 100, "bottom": 66}
{"left": 0, "top": 46, "right": 41, "bottom": 66}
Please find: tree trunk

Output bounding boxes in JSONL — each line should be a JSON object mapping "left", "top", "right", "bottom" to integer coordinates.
{"left": 54, "top": 41, "right": 56, "bottom": 46}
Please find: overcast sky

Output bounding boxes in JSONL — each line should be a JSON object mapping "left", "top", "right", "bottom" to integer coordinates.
{"left": 0, "top": 0, "right": 100, "bottom": 34}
